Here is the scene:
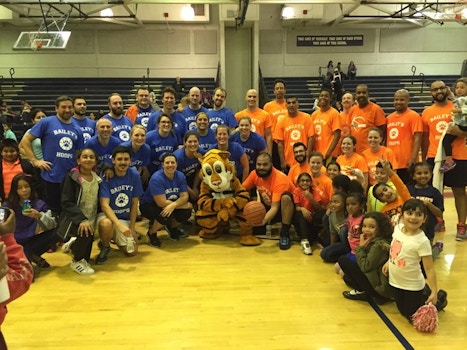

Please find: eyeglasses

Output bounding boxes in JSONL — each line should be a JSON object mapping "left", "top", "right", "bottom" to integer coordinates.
{"left": 430, "top": 86, "right": 446, "bottom": 92}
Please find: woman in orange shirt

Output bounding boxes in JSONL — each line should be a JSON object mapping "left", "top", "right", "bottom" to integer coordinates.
{"left": 336, "top": 136, "right": 369, "bottom": 192}
{"left": 362, "top": 127, "right": 397, "bottom": 186}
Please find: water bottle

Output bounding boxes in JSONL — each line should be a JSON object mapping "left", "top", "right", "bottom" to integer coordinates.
{"left": 266, "top": 224, "right": 272, "bottom": 238}
{"left": 126, "top": 236, "right": 136, "bottom": 254}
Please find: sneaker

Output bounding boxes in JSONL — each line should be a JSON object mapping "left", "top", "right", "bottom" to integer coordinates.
{"left": 167, "top": 226, "right": 180, "bottom": 241}
{"left": 434, "top": 219, "right": 445, "bottom": 232}
{"left": 95, "top": 244, "right": 111, "bottom": 265}
{"left": 62, "top": 236, "right": 77, "bottom": 254}
{"left": 300, "top": 239, "right": 312, "bottom": 255}
{"left": 433, "top": 241, "right": 444, "bottom": 252}
{"left": 435, "top": 289, "right": 448, "bottom": 311}
{"left": 279, "top": 235, "right": 291, "bottom": 250}
{"left": 31, "top": 254, "right": 50, "bottom": 269}
{"left": 70, "top": 259, "right": 95, "bottom": 275}
{"left": 343, "top": 290, "right": 367, "bottom": 301}
{"left": 126, "top": 236, "right": 136, "bottom": 254}
{"left": 439, "top": 160, "right": 456, "bottom": 173}
{"left": 147, "top": 232, "right": 161, "bottom": 247}
{"left": 455, "top": 223, "right": 467, "bottom": 241}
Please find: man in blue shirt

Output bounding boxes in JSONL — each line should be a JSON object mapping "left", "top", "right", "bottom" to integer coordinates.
{"left": 20, "top": 95, "right": 84, "bottom": 214}
{"left": 96, "top": 146, "right": 144, "bottom": 264}
{"left": 72, "top": 97, "right": 95, "bottom": 143}
{"left": 102, "top": 93, "right": 133, "bottom": 142}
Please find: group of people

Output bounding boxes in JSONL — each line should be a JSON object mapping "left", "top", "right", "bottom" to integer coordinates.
{"left": 0, "top": 76, "right": 465, "bottom": 327}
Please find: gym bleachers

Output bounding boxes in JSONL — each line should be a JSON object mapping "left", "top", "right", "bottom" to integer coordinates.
{"left": 263, "top": 75, "right": 459, "bottom": 115}
{"left": 0, "top": 77, "right": 216, "bottom": 139}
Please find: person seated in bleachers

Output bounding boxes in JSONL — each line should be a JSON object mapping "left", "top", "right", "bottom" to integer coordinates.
{"left": 2, "top": 123, "right": 17, "bottom": 142}
{"left": 4, "top": 174, "right": 60, "bottom": 272}
{"left": 347, "top": 61, "right": 357, "bottom": 80}
{"left": 0, "top": 139, "right": 38, "bottom": 204}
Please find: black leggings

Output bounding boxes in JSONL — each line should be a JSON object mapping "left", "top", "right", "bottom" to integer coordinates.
{"left": 17, "top": 230, "right": 60, "bottom": 262}
{"left": 392, "top": 286, "right": 425, "bottom": 320}
{"left": 442, "top": 125, "right": 467, "bottom": 157}
{"left": 72, "top": 234, "right": 94, "bottom": 262}
{"left": 140, "top": 201, "right": 191, "bottom": 227}
{"left": 338, "top": 256, "right": 381, "bottom": 299}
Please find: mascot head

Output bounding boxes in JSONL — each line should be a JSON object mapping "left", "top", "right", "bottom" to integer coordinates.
{"left": 197, "top": 149, "right": 234, "bottom": 192}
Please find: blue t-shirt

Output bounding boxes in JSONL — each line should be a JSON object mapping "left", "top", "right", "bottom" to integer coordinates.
{"left": 407, "top": 184, "right": 444, "bottom": 240}
{"left": 133, "top": 106, "right": 156, "bottom": 128}
{"left": 197, "top": 129, "right": 217, "bottom": 152}
{"left": 29, "top": 116, "right": 84, "bottom": 183}
{"left": 86, "top": 135, "right": 121, "bottom": 168}
{"left": 101, "top": 114, "right": 133, "bottom": 142}
{"left": 230, "top": 131, "right": 266, "bottom": 170}
{"left": 99, "top": 167, "right": 143, "bottom": 220}
{"left": 121, "top": 141, "right": 151, "bottom": 168}
{"left": 182, "top": 106, "right": 209, "bottom": 131}
{"left": 174, "top": 147, "right": 205, "bottom": 187}
{"left": 145, "top": 130, "right": 179, "bottom": 173}
{"left": 141, "top": 169, "right": 188, "bottom": 205}
{"left": 209, "top": 142, "right": 245, "bottom": 179}
{"left": 146, "top": 110, "right": 186, "bottom": 145}
{"left": 207, "top": 107, "right": 237, "bottom": 131}
{"left": 72, "top": 117, "right": 96, "bottom": 143}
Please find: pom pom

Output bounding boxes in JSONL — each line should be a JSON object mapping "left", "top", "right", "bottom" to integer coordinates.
{"left": 412, "top": 303, "right": 438, "bottom": 333}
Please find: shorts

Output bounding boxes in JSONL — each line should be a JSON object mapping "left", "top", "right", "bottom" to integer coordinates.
{"left": 96, "top": 213, "right": 130, "bottom": 247}
{"left": 444, "top": 159, "right": 467, "bottom": 188}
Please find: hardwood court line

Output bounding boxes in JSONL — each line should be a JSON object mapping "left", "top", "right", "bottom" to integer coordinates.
{"left": 368, "top": 298, "right": 414, "bottom": 350}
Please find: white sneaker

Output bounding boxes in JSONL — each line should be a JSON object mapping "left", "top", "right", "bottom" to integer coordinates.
{"left": 70, "top": 259, "right": 95, "bottom": 275}
{"left": 300, "top": 239, "right": 312, "bottom": 255}
{"left": 62, "top": 237, "right": 77, "bottom": 253}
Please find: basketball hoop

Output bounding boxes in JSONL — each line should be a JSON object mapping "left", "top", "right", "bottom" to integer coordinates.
{"left": 28, "top": 32, "right": 43, "bottom": 51}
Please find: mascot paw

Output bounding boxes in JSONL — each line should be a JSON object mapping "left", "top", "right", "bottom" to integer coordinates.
{"left": 239, "top": 235, "right": 262, "bottom": 246}
{"left": 223, "top": 197, "right": 237, "bottom": 209}
{"left": 217, "top": 209, "right": 230, "bottom": 222}
{"left": 199, "top": 229, "right": 222, "bottom": 239}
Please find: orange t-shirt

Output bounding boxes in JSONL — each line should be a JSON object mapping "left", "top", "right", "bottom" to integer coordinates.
{"left": 311, "top": 172, "right": 333, "bottom": 207}
{"left": 348, "top": 102, "right": 386, "bottom": 154}
{"left": 386, "top": 108, "right": 423, "bottom": 169}
{"left": 336, "top": 110, "right": 351, "bottom": 156}
{"left": 235, "top": 108, "right": 271, "bottom": 138}
{"left": 421, "top": 102, "right": 455, "bottom": 159}
{"left": 273, "top": 112, "right": 312, "bottom": 167}
{"left": 380, "top": 173, "right": 412, "bottom": 227}
{"left": 242, "top": 168, "right": 295, "bottom": 207}
{"left": 288, "top": 162, "right": 312, "bottom": 186}
{"left": 336, "top": 153, "right": 369, "bottom": 177}
{"left": 2, "top": 159, "right": 22, "bottom": 199}
{"left": 263, "top": 100, "right": 287, "bottom": 135}
{"left": 310, "top": 107, "right": 342, "bottom": 158}
{"left": 361, "top": 146, "right": 397, "bottom": 185}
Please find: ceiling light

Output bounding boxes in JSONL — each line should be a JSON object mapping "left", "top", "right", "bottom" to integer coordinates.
{"left": 181, "top": 4, "right": 195, "bottom": 20}
{"left": 100, "top": 8, "right": 113, "bottom": 17}
{"left": 281, "top": 6, "right": 295, "bottom": 20}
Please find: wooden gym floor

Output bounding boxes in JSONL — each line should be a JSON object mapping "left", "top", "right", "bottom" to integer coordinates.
{"left": 3, "top": 194, "right": 466, "bottom": 350}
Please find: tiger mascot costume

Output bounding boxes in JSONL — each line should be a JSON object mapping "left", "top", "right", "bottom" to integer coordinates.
{"left": 195, "top": 149, "right": 261, "bottom": 246}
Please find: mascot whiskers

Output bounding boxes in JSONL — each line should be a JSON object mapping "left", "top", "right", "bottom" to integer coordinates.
{"left": 195, "top": 149, "right": 261, "bottom": 246}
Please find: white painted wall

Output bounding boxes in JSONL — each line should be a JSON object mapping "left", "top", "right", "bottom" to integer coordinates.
{"left": 0, "top": 4, "right": 465, "bottom": 79}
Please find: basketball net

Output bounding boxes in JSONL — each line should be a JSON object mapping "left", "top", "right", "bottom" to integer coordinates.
{"left": 29, "top": 32, "right": 43, "bottom": 51}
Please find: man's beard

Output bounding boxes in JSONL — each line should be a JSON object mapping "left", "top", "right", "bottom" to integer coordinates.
{"left": 257, "top": 166, "right": 273, "bottom": 178}
{"left": 294, "top": 155, "right": 306, "bottom": 164}
{"left": 111, "top": 107, "right": 122, "bottom": 116}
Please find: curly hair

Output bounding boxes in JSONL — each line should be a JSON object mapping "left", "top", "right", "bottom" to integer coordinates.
{"left": 359, "top": 212, "right": 393, "bottom": 241}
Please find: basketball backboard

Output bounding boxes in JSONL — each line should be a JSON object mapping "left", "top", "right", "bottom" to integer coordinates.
{"left": 13, "top": 31, "right": 71, "bottom": 50}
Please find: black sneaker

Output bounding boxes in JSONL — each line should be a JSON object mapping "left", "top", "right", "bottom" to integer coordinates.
{"left": 343, "top": 290, "right": 368, "bottom": 301}
{"left": 95, "top": 245, "right": 111, "bottom": 265}
{"left": 436, "top": 289, "right": 448, "bottom": 311}
{"left": 167, "top": 226, "right": 180, "bottom": 241}
{"left": 31, "top": 254, "right": 50, "bottom": 269}
{"left": 147, "top": 233, "right": 161, "bottom": 247}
